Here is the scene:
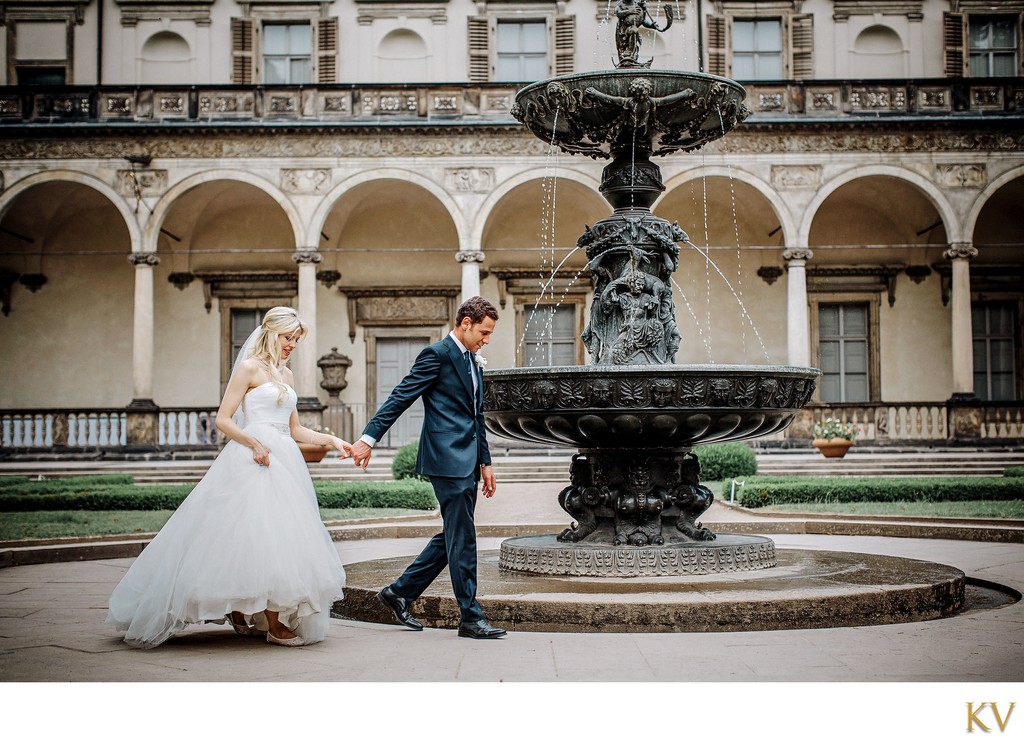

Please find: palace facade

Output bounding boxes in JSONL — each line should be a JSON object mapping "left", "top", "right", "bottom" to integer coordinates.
{"left": 0, "top": 0, "right": 1022, "bottom": 451}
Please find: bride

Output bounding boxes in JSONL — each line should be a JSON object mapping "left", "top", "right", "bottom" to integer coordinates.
{"left": 106, "top": 307, "right": 351, "bottom": 648}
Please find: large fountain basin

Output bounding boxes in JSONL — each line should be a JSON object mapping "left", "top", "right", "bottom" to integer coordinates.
{"left": 483, "top": 364, "right": 819, "bottom": 448}
{"left": 512, "top": 69, "right": 748, "bottom": 158}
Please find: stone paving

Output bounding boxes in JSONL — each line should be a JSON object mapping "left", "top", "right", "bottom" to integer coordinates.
{"left": 2, "top": 479, "right": 1023, "bottom": 748}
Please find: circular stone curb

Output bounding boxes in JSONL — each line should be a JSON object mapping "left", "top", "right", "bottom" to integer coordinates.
{"left": 499, "top": 533, "right": 776, "bottom": 576}
{"left": 332, "top": 547, "right": 967, "bottom": 633}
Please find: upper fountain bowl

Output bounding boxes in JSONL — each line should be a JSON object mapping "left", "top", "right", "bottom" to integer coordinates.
{"left": 511, "top": 70, "right": 749, "bottom": 160}
{"left": 483, "top": 364, "right": 819, "bottom": 449}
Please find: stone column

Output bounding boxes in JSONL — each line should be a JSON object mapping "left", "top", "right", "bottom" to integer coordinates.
{"left": 946, "top": 243, "right": 978, "bottom": 399}
{"left": 945, "top": 243, "right": 981, "bottom": 440}
{"left": 126, "top": 252, "right": 160, "bottom": 449}
{"left": 457, "top": 250, "right": 485, "bottom": 301}
{"left": 783, "top": 248, "right": 813, "bottom": 367}
{"left": 293, "top": 250, "right": 324, "bottom": 425}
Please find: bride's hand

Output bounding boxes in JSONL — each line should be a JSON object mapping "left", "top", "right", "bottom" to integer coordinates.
{"left": 332, "top": 438, "right": 353, "bottom": 459}
{"left": 251, "top": 442, "right": 270, "bottom": 468}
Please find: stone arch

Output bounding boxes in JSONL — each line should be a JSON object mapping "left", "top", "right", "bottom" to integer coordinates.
{"left": 964, "top": 164, "right": 1024, "bottom": 245}
{"left": 145, "top": 169, "right": 303, "bottom": 254}
{"left": 658, "top": 166, "right": 798, "bottom": 249}
{"left": 140, "top": 31, "right": 192, "bottom": 84}
{"left": 377, "top": 28, "right": 430, "bottom": 82}
{"left": 308, "top": 169, "right": 464, "bottom": 250}
{"left": 471, "top": 167, "right": 602, "bottom": 251}
{"left": 798, "top": 165, "right": 960, "bottom": 251}
{"left": 0, "top": 169, "right": 141, "bottom": 253}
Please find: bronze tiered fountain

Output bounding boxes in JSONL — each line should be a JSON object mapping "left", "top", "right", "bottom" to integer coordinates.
{"left": 483, "top": 1, "right": 818, "bottom": 576}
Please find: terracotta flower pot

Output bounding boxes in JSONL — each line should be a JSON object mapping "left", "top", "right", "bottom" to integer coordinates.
{"left": 297, "top": 443, "right": 329, "bottom": 462}
{"left": 812, "top": 438, "right": 853, "bottom": 459}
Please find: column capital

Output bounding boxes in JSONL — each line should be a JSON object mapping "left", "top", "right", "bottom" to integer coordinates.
{"left": 128, "top": 252, "right": 159, "bottom": 267}
{"left": 783, "top": 247, "right": 813, "bottom": 263}
{"left": 944, "top": 243, "right": 978, "bottom": 261}
{"left": 456, "top": 250, "right": 486, "bottom": 264}
{"left": 292, "top": 249, "right": 323, "bottom": 265}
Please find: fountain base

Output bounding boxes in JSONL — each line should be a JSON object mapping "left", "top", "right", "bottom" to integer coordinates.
{"left": 332, "top": 547, "right": 966, "bottom": 633}
{"left": 499, "top": 533, "right": 775, "bottom": 577}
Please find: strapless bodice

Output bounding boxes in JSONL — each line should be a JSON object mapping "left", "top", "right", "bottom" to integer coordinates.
{"left": 242, "top": 382, "right": 297, "bottom": 426}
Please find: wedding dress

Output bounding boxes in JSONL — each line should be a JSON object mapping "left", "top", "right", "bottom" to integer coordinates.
{"left": 106, "top": 382, "right": 346, "bottom": 648}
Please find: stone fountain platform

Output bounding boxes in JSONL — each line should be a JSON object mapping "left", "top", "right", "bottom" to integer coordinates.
{"left": 332, "top": 545, "right": 966, "bottom": 633}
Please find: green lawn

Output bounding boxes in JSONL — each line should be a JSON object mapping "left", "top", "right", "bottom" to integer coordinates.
{"left": 739, "top": 500, "right": 1024, "bottom": 519}
{"left": 0, "top": 507, "right": 433, "bottom": 542}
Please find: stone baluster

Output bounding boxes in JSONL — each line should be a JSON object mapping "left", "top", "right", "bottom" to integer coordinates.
{"left": 783, "top": 248, "right": 813, "bottom": 367}
{"left": 293, "top": 249, "right": 324, "bottom": 425}
{"left": 456, "top": 250, "right": 485, "bottom": 301}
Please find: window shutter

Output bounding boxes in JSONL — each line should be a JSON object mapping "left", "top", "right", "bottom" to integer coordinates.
{"left": 231, "top": 17, "right": 254, "bottom": 84}
{"left": 943, "top": 12, "right": 965, "bottom": 77}
{"left": 554, "top": 16, "right": 576, "bottom": 76}
{"left": 318, "top": 17, "right": 338, "bottom": 83}
{"left": 706, "top": 15, "right": 727, "bottom": 76}
{"left": 790, "top": 13, "right": 813, "bottom": 80}
{"left": 468, "top": 16, "right": 490, "bottom": 82}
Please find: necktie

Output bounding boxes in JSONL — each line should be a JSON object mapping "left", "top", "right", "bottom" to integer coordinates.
{"left": 464, "top": 350, "right": 477, "bottom": 404}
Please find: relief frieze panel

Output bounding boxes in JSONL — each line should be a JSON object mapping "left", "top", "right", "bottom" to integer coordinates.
{"left": 3, "top": 127, "right": 1023, "bottom": 161}
{"left": 281, "top": 168, "right": 331, "bottom": 194}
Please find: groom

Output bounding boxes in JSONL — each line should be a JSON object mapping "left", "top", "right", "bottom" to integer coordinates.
{"left": 350, "top": 296, "right": 505, "bottom": 639}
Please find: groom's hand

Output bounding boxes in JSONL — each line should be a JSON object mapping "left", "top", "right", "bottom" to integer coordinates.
{"left": 481, "top": 465, "right": 496, "bottom": 498}
{"left": 351, "top": 439, "right": 373, "bottom": 468}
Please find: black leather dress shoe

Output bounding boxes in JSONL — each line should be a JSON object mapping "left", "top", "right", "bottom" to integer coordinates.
{"left": 457, "top": 619, "right": 507, "bottom": 639}
{"left": 377, "top": 586, "right": 423, "bottom": 631}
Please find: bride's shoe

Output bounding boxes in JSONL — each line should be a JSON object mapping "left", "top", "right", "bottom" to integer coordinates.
{"left": 266, "top": 631, "right": 304, "bottom": 647}
{"left": 227, "top": 613, "right": 264, "bottom": 638}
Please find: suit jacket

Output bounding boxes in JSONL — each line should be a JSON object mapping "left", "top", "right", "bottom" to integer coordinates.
{"left": 363, "top": 335, "right": 491, "bottom": 479}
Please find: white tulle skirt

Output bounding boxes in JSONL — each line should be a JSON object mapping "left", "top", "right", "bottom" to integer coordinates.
{"left": 106, "top": 424, "right": 346, "bottom": 649}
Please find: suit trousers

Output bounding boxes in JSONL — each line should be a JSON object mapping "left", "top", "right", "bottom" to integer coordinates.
{"left": 390, "top": 473, "right": 484, "bottom": 622}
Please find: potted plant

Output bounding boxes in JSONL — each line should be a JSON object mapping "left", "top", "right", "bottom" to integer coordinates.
{"left": 297, "top": 426, "right": 334, "bottom": 463}
{"left": 811, "top": 418, "right": 858, "bottom": 458}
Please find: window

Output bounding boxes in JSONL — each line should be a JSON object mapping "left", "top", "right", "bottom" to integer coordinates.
{"left": 263, "top": 23, "right": 312, "bottom": 85}
{"left": 731, "top": 19, "right": 783, "bottom": 80}
{"left": 522, "top": 305, "right": 577, "bottom": 366}
{"left": 10, "top": 20, "right": 68, "bottom": 85}
{"left": 231, "top": 16, "right": 337, "bottom": 84}
{"left": 230, "top": 308, "right": 268, "bottom": 368}
{"left": 969, "top": 15, "right": 1019, "bottom": 76}
{"left": 945, "top": 9, "right": 1023, "bottom": 77}
{"left": 706, "top": 7, "right": 812, "bottom": 80}
{"left": 973, "top": 302, "right": 1018, "bottom": 400}
{"left": 467, "top": 14, "right": 575, "bottom": 83}
{"left": 495, "top": 20, "right": 548, "bottom": 82}
{"left": 818, "top": 303, "right": 869, "bottom": 403}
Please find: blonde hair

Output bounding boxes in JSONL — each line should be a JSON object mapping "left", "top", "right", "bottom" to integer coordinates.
{"left": 249, "top": 306, "right": 306, "bottom": 404}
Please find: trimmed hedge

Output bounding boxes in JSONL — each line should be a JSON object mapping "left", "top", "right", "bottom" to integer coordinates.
{"left": 733, "top": 476, "right": 1024, "bottom": 509}
{"left": 692, "top": 442, "right": 758, "bottom": 481}
{"left": 0, "top": 474, "right": 134, "bottom": 489}
{"left": 0, "top": 478, "right": 436, "bottom": 512}
{"left": 391, "top": 441, "right": 427, "bottom": 482}
{"left": 1005, "top": 465, "right": 1024, "bottom": 478}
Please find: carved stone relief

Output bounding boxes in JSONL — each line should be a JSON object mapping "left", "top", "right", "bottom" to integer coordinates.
{"left": 281, "top": 168, "right": 330, "bottom": 194}
{"left": 936, "top": 163, "right": 986, "bottom": 188}
{"left": 117, "top": 169, "right": 167, "bottom": 197}
{"left": 445, "top": 167, "right": 495, "bottom": 192}
{"left": 771, "top": 164, "right": 822, "bottom": 189}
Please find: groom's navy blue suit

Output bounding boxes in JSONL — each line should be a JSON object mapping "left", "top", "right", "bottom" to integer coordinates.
{"left": 362, "top": 334, "right": 491, "bottom": 621}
